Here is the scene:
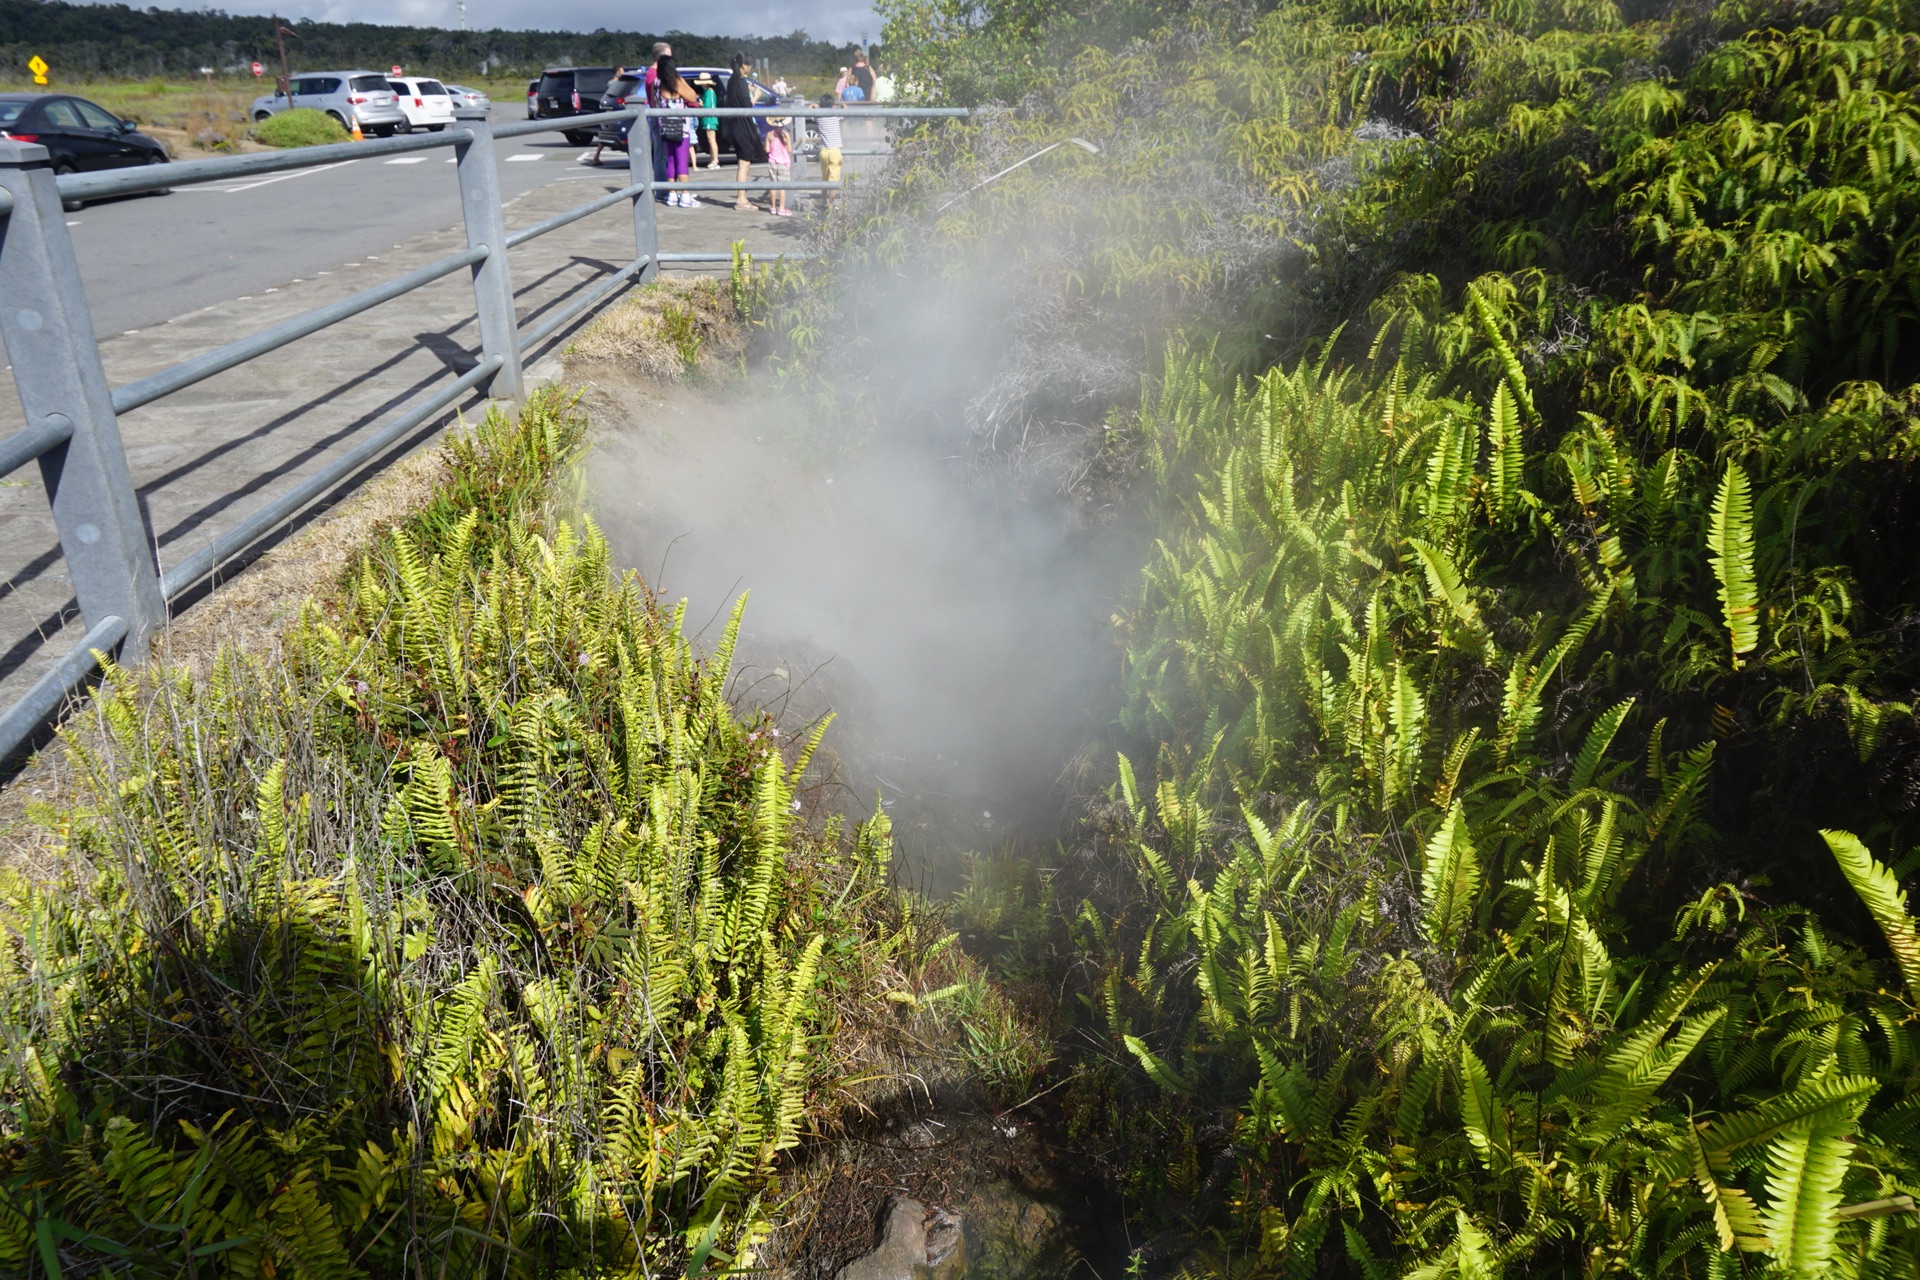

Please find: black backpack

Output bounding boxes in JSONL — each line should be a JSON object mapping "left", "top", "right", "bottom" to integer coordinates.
{"left": 657, "top": 88, "right": 688, "bottom": 141}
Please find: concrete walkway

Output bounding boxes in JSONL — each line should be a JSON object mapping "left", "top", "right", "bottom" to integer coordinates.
{"left": 0, "top": 159, "right": 833, "bottom": 726}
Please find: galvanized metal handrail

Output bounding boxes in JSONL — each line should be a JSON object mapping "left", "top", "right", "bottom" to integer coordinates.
{"left": 507, "top": 181, "right": 640, "bottom": 248}
{"left": 0, "top": 613, "right": 127, "bottom": 757}
{"left": 0, "top": 99, "right": 967, "bottom": 763}
{"left": 517, "top": 258, "right": 646, "bottom": 351}
{"left": 493, "top": 109, "right": 637, "bottom": 139}
{"left": 0, "top": 414, "right": 75, "bottom": 478}
{"left": 58, "top": 127, "right": 476, "bottom": 201}
{"left": 161, "top": 356, "right": 505, "bottom": 598}
{"left": 650, "top": 106, "right": 966, "bottom": 118}
{"left": 113, "top": 245, "right": 491, "bottom": 415}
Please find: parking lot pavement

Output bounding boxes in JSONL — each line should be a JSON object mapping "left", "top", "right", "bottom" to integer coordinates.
{"left": 68, "top": 107, "right": 892, "bottom": 335}
{"left": 0, "top": 167, "right": 817, "bottom": 722}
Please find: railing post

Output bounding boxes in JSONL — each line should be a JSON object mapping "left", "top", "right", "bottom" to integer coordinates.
{"left": 0, "top": 142, "right": 165, "bottom": 658}
{"left": 452, "top": 108, "right": 524, "bottom": 401}
{"left": 628, "top": 108, "right": 660, "bottom": 284}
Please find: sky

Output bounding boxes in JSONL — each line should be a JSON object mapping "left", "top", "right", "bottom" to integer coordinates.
{"left": 180, "top": 0, "right": 885, "bottom": 43}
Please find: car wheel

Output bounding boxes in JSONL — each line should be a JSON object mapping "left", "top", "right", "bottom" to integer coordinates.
{"left": 145, "top": 152, "right": 171, "bottom": 197}
{"left": 54, "top": 161, "right": 82, "bottom": 212}
{"left": 565, "top": 130, "right": 593, "bottom": 145}
{"left": 429, "top": 123, "right": 446, "bottom": 132}
{"left": 373, "top": 125, "right": 397, "bottom": 138}
{"left": 327, "top": 111, "right": 348, "bottom": 128}
{"left": 253, "top": 111, "right": 272, "bottom": 122}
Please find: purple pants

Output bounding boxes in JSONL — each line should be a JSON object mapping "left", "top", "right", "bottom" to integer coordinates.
{"left": 663, "top": 137, "right": 692, "bottom": 179}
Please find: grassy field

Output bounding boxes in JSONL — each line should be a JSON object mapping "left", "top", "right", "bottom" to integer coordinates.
{"left": 0, "top": 78, "right": 258, "bottom": 149}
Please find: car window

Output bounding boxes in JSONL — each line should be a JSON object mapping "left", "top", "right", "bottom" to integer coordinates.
{"left": 388, "top": 80, "right": 408, "bottom": 93}
{"left": 41, "top": 100, "right": 83, "bottom": 128}
{"left": 349, "top": 75, "right": 388, "bottom": 93}
{"left": 420, "top": 80, "right": 447, "bottom": 96}
{"left": 606, "top": 76, "right": 643, "bottom": 99}
{"left": 574, "top": 68, "right": 612, "bottom": 96}
{"left": 0, "top": 102, "right": 25, "bottom": 127}
{"left": 539, "top": 72, "right": 572, "bottom": 94}
{"left": 74, "top": 100, "right": 120, "bottom": 129}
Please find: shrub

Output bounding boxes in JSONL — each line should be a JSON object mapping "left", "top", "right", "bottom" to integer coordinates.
{"left": 252, "top": 107, "right": 348, "bottom": 148}
{"left": 0, "top": 392, "right": 905, "bottom": 1275}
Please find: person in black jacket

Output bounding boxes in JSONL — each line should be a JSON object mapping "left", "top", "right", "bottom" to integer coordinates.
{"left": 721, "top": 52, "right": 768, "bottom": 211}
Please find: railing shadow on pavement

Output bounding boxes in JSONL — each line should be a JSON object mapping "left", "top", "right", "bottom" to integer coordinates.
{"left": 0, "top": 101, "right": 968, "bottom": 763}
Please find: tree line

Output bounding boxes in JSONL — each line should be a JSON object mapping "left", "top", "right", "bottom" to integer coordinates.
{"left": 0, "top": 0, "right": 862, "bottom": 82}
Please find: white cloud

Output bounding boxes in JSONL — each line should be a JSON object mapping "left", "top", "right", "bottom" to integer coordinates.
{"left": 177, "top": 0, "right": 882, "bottom": 43}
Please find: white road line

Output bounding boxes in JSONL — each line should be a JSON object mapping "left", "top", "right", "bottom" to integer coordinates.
{"left": 65, "top": 220, "right": 79, "bottom": 226}
{"left": 180, "top": 159, "right": 360, "bottom": 193}
{"left": 506, "top": 154, "right": 543, "bottom": 162}
{"left": 385, "top": 156, "right": 428, "bottom": 165}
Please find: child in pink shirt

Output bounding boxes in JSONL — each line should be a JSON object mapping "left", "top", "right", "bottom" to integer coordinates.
{"left": 765, "top": 123, "right": 794, "bottom": 217}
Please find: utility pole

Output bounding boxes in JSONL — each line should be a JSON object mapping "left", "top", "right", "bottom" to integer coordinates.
{"left": 272, "top": 14, "right": 297, "bottom": 98}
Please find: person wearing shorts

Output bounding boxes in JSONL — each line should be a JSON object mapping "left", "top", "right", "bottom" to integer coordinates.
{"left": 815, "top": 93, "right": 843, "bottom": 204}
{"left": 766, "top": 121, "right": 793, "bottom": 216}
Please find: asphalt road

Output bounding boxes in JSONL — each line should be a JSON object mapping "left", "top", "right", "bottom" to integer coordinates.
{"left": 64, "top": 104, "right": 624, "bottom": 335}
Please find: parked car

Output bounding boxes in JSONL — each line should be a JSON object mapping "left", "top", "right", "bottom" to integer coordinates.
{"left": 249, "top": 71, "right": 404, "bottom": 136}
{"left": 445, "top": 83, "right": 490, "bottom": 110}
{"left": 586, "top": 70, "right": 645, "bottom": 152}
{"left": 387, "top": 76, "right": 454, "bottom": 131}
{"left": 533, "top": 66, "right": 622, "bottom": 144}
{"left": 0, "top": 92, "right": 170, "bottom": 209}
{"left": 526, "top": 78, "right": 538, "bottom": 118}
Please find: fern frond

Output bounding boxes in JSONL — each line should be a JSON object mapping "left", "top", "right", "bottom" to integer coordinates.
{"left": 1708, "top": 462, "right": 1759, "bottom": 667}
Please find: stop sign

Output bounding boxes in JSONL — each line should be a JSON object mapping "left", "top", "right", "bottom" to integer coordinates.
{"left": 390, "top": 65, "right": 403, "bottom": 75}
{"left": 251, "top": 61, "right": 263, "bottom": 76}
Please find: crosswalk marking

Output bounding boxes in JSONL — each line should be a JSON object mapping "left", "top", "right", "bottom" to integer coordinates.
{"left": 506, "top": 154, "right": 543, "bottom": 162}
{"left": 385, "top": 156, "right": 428, "bottom": 165}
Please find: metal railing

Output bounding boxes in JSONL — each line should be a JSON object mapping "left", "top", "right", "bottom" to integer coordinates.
{"left": 0, "top": 100, "right": 965, "bottom": 761}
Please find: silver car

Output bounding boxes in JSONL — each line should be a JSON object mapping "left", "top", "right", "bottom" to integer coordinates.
{"left": 249, "top": 71, "right": 405, "bottom": 136}
{"left": 445, "top": 84, "right": 491, "bottom": 110}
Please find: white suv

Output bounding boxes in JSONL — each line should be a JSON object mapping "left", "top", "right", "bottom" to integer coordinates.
{"left": 387, "top": 77, "right": 455, "bottom": 132}
{"left": 250, "top": 71, "right": 404, "bottom": 136}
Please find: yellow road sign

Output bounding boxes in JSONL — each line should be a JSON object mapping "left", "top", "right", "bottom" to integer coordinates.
{"left": 27, "top": 54, "right": 46, "bottom": 85}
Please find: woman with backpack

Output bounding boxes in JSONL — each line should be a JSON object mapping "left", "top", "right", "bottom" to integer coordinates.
{"left": 652, "top": 55, "right": 700, "bottom": 207}
{"left": 721, "top": 52, "right": 768, "bottom": 211}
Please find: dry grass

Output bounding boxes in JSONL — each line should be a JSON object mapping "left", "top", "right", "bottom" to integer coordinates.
{"left": 0, "top": 79, "right": 266, "bottom": 153}
{"left": 568, "top": 276, "right": 743, "bottom": 381}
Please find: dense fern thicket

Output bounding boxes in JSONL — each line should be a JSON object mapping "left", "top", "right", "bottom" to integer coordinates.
{"left": 0, "top": 395, "right": 914, "bottom": 1276}
{"left": 840, "top": 0, "right": 1920, "bottom": 1272}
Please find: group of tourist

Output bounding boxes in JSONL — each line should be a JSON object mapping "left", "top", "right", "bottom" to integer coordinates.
{"left": 626, "top": 42, "right": 861, "bottom": 216}
{"left": 833, "top": 52, "right": 895, "bottom": 103}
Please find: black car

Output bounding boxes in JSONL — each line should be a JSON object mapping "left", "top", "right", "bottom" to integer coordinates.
{"left": 0, "top": 93, "right": 169, "bottom": 206}
{"left": 533, "top": 66, "right": 621, "bottom": 144}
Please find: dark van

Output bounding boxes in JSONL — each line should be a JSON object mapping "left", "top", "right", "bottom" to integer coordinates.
{"left": 534, "top": 66, "right": 620, "bottom": 143}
